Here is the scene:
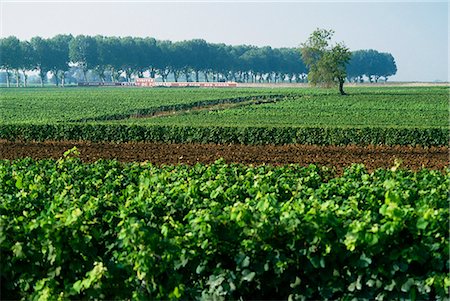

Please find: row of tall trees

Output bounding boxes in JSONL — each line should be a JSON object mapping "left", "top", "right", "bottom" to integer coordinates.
{"left": 0, "top": 35, "right": 72, "bottom": 87}
{"left": 347, "top": 49, "right": 397, "bottom": 83}
{"left": 0, "top": 35, "right": 396, "bottom": 87}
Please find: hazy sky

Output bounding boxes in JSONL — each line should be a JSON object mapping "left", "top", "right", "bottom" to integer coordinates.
{"left": 1, "top": 0, "right": 448, "bottom": 82}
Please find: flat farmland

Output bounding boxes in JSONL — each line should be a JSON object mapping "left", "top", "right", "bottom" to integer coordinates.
{"left": 121, "top": 86, "right": 448, "bottom": 128}
{"left": 2, "top": 86, "right": 447, "bottom": 128}
{"left": 1, "top": 86, "right": 448, "bottom": 168}
{"left": 1, "top": 87, "right": 277, "bottom": 124}
{"left": 1, "top": 85, "right": 449, "bottom": 300}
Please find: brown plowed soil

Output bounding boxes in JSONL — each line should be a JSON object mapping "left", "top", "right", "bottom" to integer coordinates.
{"left": 1, "top": 140, "right": 448, "bottom": 172}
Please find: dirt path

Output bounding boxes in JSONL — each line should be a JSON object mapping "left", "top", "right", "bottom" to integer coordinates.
{"left": 1, "top": 140, "right": 448, "bottom": 172}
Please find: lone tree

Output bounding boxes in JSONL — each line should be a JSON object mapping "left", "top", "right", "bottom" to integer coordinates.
{"left": 301, "top": 29, "right": 351, "bottom": 95}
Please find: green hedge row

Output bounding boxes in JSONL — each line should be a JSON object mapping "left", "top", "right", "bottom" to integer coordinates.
{"left": 1, "top": 123, "right": 448, "bottom": 146}
{"left": 1, "top": 157, "right": 449, "bottom": 300}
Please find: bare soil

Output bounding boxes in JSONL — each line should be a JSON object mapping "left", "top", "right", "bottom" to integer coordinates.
{"left": 1, "top": 140, "right": 448, "bottom": 172}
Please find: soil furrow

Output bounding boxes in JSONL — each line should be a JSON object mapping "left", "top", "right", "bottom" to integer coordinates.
{"left": 1, "top": 140, "right": 448, "bottom": 172}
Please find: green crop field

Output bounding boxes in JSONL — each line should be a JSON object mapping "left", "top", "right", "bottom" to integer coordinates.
{"left": 1, "top": 86, "right": 449, "bottom": 299}
{"left": 1, "top": 153, "right": 448, "bottom": 300}
{"left": 1, "top": 7, "right": 448, "bottom": 300}
{"left": 120, "top": 87, "right": 449, "bottom": 128}
{"left": 1, "top": 86, "right": 448, "bottom": 146}
{"left": 0, "top": 87, "right": 277, "bottom": 124}
{"left": 1, "top": 86, "right": 448, "bottom": 128}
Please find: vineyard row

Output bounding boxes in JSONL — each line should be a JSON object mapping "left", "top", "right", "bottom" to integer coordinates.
{"left": 1, "top": 157, "right": 448, "bottom": 300}
{"left": 1, "top": 124, "right": 447, "bottom": 146}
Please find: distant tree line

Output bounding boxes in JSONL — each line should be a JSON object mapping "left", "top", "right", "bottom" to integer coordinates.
{"left": 347, "top": 50, "right": 397, "bottom": 83}
{"left": 0, "top": 35, "right": 397, "bottom": 87}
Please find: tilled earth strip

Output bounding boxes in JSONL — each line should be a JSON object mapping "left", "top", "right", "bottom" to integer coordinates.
{"left": 1, "top": 140, "right": 448, "bottom": 172}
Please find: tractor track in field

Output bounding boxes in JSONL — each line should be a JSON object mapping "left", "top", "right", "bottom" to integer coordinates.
{"left": 1, "top": 140, "right": 448, "bottom": 172}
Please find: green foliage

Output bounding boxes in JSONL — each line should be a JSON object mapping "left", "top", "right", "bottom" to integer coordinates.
{"left": 30, "top": 37, "right": 53, "bottom": 87}
{"left": 1, "top": 34, "right": 396, "bottom": 87}
{"left": 0, "top": 87, "right": 277, "bottom": 124}
{"left": 0, "top": 36, "right": 22, "bottom": 71}
{"left": 301, "top": 28, "right": 351, "bottom": 94}
{"left": 348, "top": 50, "right": 397, "bottom": 82}
{"left": 1, "top": 86, "right": 448, "bottom": 146}
{"left": 1, "top": 158, "right": 448, "bottom": 299}
{"left": 133, "top": 87, "right": 448, "bottom": 129}
{"left": 69, "top": 35, "right": 98, "bottom": 79}
{"left": 2, "top": 87, "right": 446, "bottom": 127}
{"left": 0, "top": 123, "right": 447, "bottom": 146}
{"left": 0, "top": 36, "right": 23, "bottom": 87}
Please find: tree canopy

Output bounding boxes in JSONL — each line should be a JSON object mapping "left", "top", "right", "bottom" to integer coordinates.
{"left": 0, "top": 34, "right": 396, "bottom": 87}
{"left": 301, "top": 29, "right": 351, "bottom": 95}
{"left": 347, "top": 49, "right": 397, "bottom": 83}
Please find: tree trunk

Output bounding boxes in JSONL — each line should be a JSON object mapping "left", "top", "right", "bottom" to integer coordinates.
{"left": 110, "top": 68, "right": 115, "bottom": 82}
{"left": 83, "top": 69, "right": 88, "bottom": 82}
{"left": 160, "top": 69, "right": 169, "bottom": 82}
{"left": 339, "top": 78, "right": 346, "bottom": 95}
{"left": 99, "top": 70, "right": 106, "bottom": 82}
{"left": 184, "top": 70, "right": 190, "bottom": 82}
{"left": 15, "top": 70, "right": 20, "bottom": 87}
{"left": 195, "top": 70, "right": 199, "bottom": 82}
{"left": 5, "top": 69, "right": 10, "bottom": 87}
{"left": 53, "top": 70, "right": 59, "bottom": 86}
{"left": 22, "top": 70, "right": 28, "bottom": 87}
{"left": 237, "top": 71, "right": 243, "bottom": 83}
{"left": 125, "top": 69, "right": 132, "bottom": 82}
{"left": 39, "top": 69, "right": 45, "bottom": 87}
